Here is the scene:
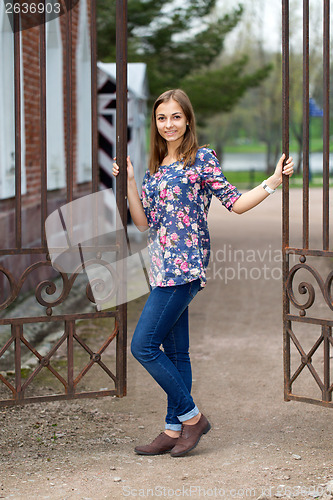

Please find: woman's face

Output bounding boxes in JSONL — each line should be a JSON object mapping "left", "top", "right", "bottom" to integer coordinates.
{"left": 155, "top": 98, "right": 187, "bottom": 149}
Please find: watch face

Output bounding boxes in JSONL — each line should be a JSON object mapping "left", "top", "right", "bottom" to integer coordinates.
{"left": 262, "top": 182, "right": 274, "bottom": 194}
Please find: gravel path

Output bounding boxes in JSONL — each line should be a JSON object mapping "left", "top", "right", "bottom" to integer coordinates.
{"left": 1, "top": 188, "right": 333, "bottom": 500}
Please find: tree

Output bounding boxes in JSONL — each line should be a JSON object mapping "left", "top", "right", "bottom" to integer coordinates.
{"left": 97, "top": 0, "right": 272, "bottom": 118}
{"left": 201, "top": 49, "right": 281, "bottom": 171}
{"left": 182, "top": 56, "right": 272, "bottom": 125}
{"left": 201, "top": 0, "right": 290, "bottom": 173}
{"left": 288, "top": 0, "right": 326, "bottom": 174}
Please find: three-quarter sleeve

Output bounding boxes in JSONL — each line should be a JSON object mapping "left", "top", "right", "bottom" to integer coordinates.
{"left": 198, "top": 149, "right": 242, "bottom": 211}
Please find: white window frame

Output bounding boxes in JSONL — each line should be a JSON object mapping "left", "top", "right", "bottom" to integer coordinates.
{"left": 46, "top": 2, "right": 66, "bottom": 191}
{"left": 76, "top": 0, "right": 92, "bottom": 184}
{"left": 0, "top": 6, "right": 26, "bottom": 200}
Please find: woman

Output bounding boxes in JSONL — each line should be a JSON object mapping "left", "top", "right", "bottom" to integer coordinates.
{"left": 112, "top": 89, "right": 294, "bottom": 458}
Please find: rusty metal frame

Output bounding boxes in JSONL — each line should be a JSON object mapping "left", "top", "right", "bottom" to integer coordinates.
{"left": 282, "top": 0, "right": 333, "bottom": 407}
{"left": 0, "top": 0, "right": 128, "bottom": 406}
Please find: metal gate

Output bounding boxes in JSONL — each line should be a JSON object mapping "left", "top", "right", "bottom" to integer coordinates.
{"left": 0, "top": 0, "right": 128, "bottom": 406}
{"left": 282, "top": 0, "right": 333, "bottom": 407}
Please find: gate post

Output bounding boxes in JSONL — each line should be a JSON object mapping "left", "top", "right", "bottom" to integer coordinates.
{"left": 0, "top": 0, "right": 129, "bottom": 406}
{"left": 282, "top": 0, "right": 290, "bottom": 403}
{"left": 115, "top": 0, "right": 128, "bottom": 397}
{"left": 282, "top": 0, "right": 333, "bottom": 408}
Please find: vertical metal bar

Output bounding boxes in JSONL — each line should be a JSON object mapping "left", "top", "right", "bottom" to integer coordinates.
{"left": 67, "top": 320, "right": 74, "bottom": 395}
{"left": 302, "top": 0, "right": 310, "bottom": 250}
{"left": 322, "top": 0, "right": 330, "bottom": 251}
{"left": 284, "top": 321, "right": 291, "bottom": 401}
{"left": 282, "top": 0, "right": 290, "bottom": 401}
{"left": 323, "top": 326, "right": 331, "bottom": 402}
{"left": 90, "top": 0, "right": 98, "bottom": 194}
{"left": 65, "top": 1, "right": 74, "bottom": 203}
{"left": 90, "top": 0, "right": 99, "bottom": 249}
{"left": 116, "top": 0, "right": 128, "bottom": 397}
{"left": 40, "top": 4, "right": 47, "bottom": 247}
{"left": 13, "top": 13, "right": 22, "bottom": 249}
{"left": 282, "top": 0, "right": 290, "bottom": 252}
{"left": 13, "top": 324, "right": 22, "bottom": 401}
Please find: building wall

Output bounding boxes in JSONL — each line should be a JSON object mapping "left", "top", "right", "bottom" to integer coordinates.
{"left": 0, "top": 1, "right": 93, "bottom": 301}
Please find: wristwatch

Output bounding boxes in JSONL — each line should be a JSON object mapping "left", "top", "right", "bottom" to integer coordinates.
{"left": 261, "top": 180, "right": 276, "bottom": 194}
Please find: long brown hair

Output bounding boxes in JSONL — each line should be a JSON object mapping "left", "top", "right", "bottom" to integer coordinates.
{"left": 148, "top": 89, "right": 199, "bottom": 174}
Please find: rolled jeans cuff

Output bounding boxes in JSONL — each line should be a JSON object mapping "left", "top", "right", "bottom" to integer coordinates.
{"left": 165, "top": 423, "right": 182, "bottom": 431}
{"left": 178, "top": 405, "right": 199, "bottom": 422}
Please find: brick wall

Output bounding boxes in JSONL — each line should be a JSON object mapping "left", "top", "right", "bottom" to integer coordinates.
{"left": 0, "top": 0, "right": 93, "bottom": 302}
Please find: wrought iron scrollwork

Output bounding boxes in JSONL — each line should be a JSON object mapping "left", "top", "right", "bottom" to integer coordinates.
{"left": 80, "top": 258, "right": 118, "bottom": 308}
{"left": 0, "top": 257, "right": 119, "bottom": 315}
{"left": 286, "top": 259, "right": 333, "bottom": 315}
{"left": 0, "top": 267, "right": 18, "bottom": 310}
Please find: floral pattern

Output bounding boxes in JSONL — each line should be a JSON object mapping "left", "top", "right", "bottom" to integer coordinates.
{"left": 141, "top": 147, "right": 242, "bottom": 288}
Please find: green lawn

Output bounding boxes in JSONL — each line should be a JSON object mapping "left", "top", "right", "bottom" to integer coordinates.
{"left": 224, "top": 139, "right": 333, "bottom": 155}
{"left": 224, "top": 143, "right": 267, "bottom": 154}
{"left": 223, "top": 170, "right": 333, "bottom": 189}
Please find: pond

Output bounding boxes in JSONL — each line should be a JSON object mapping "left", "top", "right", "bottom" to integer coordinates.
{"left": 222, "top": 152, "right": 333, "bottom": 174}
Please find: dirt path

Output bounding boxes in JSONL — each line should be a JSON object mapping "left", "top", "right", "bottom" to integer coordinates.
{"left": 1, "top": 188, "right": 333, "bottom": 500}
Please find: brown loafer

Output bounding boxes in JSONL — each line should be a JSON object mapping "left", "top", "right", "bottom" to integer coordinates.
{"left": 170, "top": 414, "right": 211, "bottom": 457}
{"left": 134, "top": 432, "right": 179, "bottom": 455}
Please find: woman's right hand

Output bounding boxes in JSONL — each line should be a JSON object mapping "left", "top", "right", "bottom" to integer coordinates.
{"left": 112, "top": 156, "right": 135, "bottom": 182}
{"left": 112, "top": 156, "right": 149, "bottom": 231}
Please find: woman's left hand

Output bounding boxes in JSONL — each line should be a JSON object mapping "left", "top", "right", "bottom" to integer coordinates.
{"left": 273, "top": 154, "right": 294, "bottom": 185}
{"left": 232, "top": 153, "right": 294, "bottom": 214}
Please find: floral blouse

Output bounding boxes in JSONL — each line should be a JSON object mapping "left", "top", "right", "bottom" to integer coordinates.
{"left": 141, "top": 147, "right": 242, "bottom": 289}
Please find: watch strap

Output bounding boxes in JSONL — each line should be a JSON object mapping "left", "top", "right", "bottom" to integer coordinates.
{"left": 261, "top": 180, "right": 276, "bottom": 194}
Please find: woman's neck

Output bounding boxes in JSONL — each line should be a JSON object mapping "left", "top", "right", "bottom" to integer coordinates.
{"left": 162, "top": 153, "right": 178, "bottom": 164}
{"left": 162, "top": 144, "right": 179, "bottom": 164}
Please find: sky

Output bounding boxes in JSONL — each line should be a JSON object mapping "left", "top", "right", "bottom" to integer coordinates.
{"left": 219, "top": 0, "right": 329, "bottom": 54}
{"left": 220, "top": 0, "right": 288, "bottom": 53}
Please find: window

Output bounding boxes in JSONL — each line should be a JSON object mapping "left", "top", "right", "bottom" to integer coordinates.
{"left": 46, "top": 2, "right": 66, "bottom": 190}
{"left": 0, "top": 7, "right": 26, "bottom": 199}
{"left": 76, "top": 0, "right": 92, "bottom": 184}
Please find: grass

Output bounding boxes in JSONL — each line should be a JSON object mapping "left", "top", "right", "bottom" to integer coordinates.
{"left": 224, "top": 143, "right": 267, "bottom": 154}
{"left": 224, "top": 125, "right": 333, "bottom": 154}
{"left": 224, "top": 140, "right": 333, "bottom": 155}
{"left": 223, "top": 170, "right": 333, "bottom": 189}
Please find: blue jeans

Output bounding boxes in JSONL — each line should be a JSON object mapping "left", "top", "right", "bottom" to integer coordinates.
{"left": 131, "top": 278, "right": 201, "bottom": 431}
